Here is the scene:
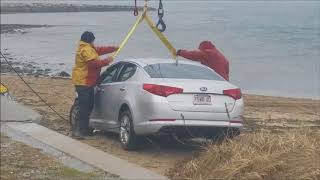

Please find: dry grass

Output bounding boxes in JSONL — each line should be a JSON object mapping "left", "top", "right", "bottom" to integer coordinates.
{"left": 168, "top": 129, "right": 320, "bottom": 180}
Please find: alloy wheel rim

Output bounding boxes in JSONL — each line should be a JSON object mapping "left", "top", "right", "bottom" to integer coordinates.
{"left": 120, "top": 115, "right": 130, "bottom": 145}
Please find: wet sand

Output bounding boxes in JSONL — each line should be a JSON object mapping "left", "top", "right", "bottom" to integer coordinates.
{"left": 1, "top": 74, "right": 319, "bottom": 175}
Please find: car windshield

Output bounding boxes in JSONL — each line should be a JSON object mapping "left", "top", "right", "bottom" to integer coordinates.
{"left": 143, "top": 63, "right": 224, "bottom": 81}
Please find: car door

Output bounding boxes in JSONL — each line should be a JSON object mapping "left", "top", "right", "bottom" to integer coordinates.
{"left": 92, "top": 63, "right": 124, "bottom": 124}
{"left": 107, "top": 63, "right": 138, "bottom": 125}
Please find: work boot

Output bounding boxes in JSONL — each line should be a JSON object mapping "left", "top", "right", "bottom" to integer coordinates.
{"left": 72, "top": 130, "right": 84, "bottom": 140}
{"left": 72, "top": 120, "right": 84, "bottom": 140}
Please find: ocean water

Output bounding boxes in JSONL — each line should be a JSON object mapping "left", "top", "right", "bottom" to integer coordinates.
{"left": 1, "top": 1, "right": 319, "bottom": 99}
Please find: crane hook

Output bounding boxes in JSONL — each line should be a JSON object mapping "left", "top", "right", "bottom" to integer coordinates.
{"left": 156, "top": 0, "right": 166, "bottom": 32}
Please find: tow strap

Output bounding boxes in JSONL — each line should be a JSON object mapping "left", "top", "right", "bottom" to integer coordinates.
{"left": 112, "top": 1, "right": 176, "bottom": 60}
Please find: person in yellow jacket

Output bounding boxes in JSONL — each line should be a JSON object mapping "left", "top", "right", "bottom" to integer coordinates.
{"left": 72, "top": 31, "right": 118, "bottom": 139}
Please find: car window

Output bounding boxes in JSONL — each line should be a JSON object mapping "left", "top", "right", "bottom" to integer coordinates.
{"left": 117, "top": 63, "right": 137, "bottom": 82}
{"left": 143, "top": 63, "right": 224, "bottom": 81}
{"left": 99, "top": 63, "right": 123, "bottom": 84}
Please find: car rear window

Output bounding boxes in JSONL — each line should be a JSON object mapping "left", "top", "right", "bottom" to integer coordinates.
{"left": 143, "top": 63, "right": 224, "bottom": 81}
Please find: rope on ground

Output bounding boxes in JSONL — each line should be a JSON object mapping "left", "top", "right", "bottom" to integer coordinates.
{"left": 0, "top": 51, "right": 69, "bottom": 122}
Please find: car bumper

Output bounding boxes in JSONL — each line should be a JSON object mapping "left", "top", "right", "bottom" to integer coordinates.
{"left": 135, "top": 118, "right": 243, "bottom": 135}
{"left": 133, "top": 97, "right": 244, "bottom": 135}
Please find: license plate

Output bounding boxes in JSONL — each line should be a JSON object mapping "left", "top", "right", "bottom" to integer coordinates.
{"left": 193, "top": 94, "right": 212, "bottom": 105}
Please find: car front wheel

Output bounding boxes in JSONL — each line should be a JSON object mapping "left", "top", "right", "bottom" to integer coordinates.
{"left": 69, "top": 100, "right": 94, "bottom": 135}
{"left": 119, "top": 110, "right": 138, "bottom": 150}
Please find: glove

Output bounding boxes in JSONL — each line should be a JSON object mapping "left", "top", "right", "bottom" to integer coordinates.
{"left": 176, "top": 49, "right": 182, "bottom": 56}
{"left": 103, "top": 56, "right": 113, "bottom": 65}
{"left": 101, "top": 57, "right": 114, "bottom": 66}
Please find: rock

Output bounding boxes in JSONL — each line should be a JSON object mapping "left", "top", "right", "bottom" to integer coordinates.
{"left": 33, "top": 69, "right": 45, "bottom": 76}
{"left": 22, "top": 67, "right": 34, "bottom": 74}
{"left": 8, "top": 61, "right": 20, "bottom": 65}
{"left": 25, "top": 63, "right": 34, "bottom": 68}
{"left": 13, "top": 67, "right": 22, "bottom": 73}
{"left": 29, "top": 61, "right": 38, "bottom": 65}
{"left": 57, "top": 71, "right": 70, "bottom": 77}
{"left": 34, "top": 71, "right": 42, "bottom": 77}
{"left": 0, "top": 64, "right": 12, "bottom": 73}
{"left": 44, "top": 69, "right": 51, "bottom": 75}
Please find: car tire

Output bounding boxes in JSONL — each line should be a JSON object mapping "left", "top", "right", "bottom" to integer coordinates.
{"left": 69, "top": 100, "right": 94, "bottom": 135}
{"left": 119, "top": 110, "right": 138, "bottom": 150}
{"left": 69, "top": 100, "right": 80, "bottom": 129}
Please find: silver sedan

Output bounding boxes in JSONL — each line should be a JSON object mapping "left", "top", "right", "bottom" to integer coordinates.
{"left": 71, "top": 58, "right": 244, "bottom": 150}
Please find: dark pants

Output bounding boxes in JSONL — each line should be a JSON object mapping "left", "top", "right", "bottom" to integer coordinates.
{"left": 75, "top": 85, "right": 94, "bottom": 134}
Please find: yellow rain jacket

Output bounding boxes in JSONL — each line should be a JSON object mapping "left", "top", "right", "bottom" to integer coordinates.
{"left": 72, "top": 41, "right": 117, "bottom": 87}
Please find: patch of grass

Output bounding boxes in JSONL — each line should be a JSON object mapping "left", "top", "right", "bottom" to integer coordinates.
{"left": 0, "top": 135, "right": 114, "bottom": 180}
{"left": 58, "top": 167, "right": 107, "bottom": 179}
{"left": 168, "top": 129, "right": 320, "bottom": 180}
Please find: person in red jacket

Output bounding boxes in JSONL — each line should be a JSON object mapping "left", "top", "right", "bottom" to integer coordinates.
{"left": 176, "top": 41, "right": 230, "bottom": 81}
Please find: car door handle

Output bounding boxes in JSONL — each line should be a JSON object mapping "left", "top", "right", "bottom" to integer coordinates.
{"left": 97, "top": 87, "right": 105, "bottom": 92}
{"left": 120, "top": 87, "right": 126, "bottom": 91}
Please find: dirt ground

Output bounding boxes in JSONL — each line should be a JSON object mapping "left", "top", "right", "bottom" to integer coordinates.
{"left": 0, "top": 134, "right": 112, "bottom": 180}
{"left": 1, "top": 74, "right": 319, "bottom": 176}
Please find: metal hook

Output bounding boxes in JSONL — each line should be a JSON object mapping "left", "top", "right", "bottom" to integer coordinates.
{"left": 133, "top": 0, "right": 138, "bottom": 16}
{"left": 133, "top": 8, "right": 138, "bottom": 16}
{"left": 156, "top": 19, "right": 166, "bottom": 32}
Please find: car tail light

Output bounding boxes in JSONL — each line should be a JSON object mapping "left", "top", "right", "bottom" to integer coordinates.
{"left": 230, "top": 120, "right": 242, "bottom": 123}
{"left": 143, "top": 84, "right": 183, "bottom": 97}
{"left": 223, "top": 88, "right": 242, "bottom": 100}
{"left": 230, "top": 116, "right": 243, "bottom": 124}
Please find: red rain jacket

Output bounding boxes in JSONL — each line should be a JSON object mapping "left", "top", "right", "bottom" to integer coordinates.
{"left": 178, "top": 41, "right": 230, "bottom": 81}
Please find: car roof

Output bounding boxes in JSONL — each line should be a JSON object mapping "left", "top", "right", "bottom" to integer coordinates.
{"left": 116, "top": 58, "right": 204, "bottom": 67}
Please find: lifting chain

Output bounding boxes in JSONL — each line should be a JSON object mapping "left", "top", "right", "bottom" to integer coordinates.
{"left": 156, "top": 0, "right": 166, "bottom": 32}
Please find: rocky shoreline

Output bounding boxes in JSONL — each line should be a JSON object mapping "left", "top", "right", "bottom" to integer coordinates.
{"left": 1, "top": 53, "right": 70, "bottom": 79}
{"left": 1, "top": 3, "right": 153, "bottom": 14}
{"left": 1, "top": 24, "right": 52, "bottom": 34}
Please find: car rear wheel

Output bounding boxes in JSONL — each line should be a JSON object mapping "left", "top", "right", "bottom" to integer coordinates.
{"left": 119, "top": 110, "right": 138, "bottom": 150}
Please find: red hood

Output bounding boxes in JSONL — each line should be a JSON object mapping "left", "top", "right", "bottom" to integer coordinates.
{"left": 198, "top": 41, "right": 215, "bottom": 51}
